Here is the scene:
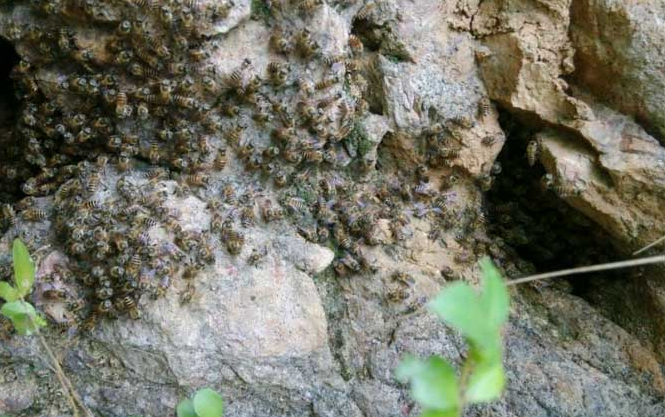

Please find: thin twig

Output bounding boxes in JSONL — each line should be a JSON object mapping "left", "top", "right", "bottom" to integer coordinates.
{"left": 26, "top": 303, "right": 95, "bottom": 417}
{"left": 633, "top": 235, "right": 665, "bottom": 256}
{"left": 35, "top": 332, "right": 81, "bottom": 417}
{"left": 506, "top": 255, "right": 665, "bottom": 286}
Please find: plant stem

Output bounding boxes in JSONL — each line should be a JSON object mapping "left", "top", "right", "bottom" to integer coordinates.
{"left": 633, "top": 235, "right": 665, "bottom": 256}
{"left": 35, "top": 331, "right": 80, "bottom": 417}
{"left": 25, "top": 302, "right": 94, "bottom": 417}
{"left": 506, "top": 255, "right": 665, "bottom": 286}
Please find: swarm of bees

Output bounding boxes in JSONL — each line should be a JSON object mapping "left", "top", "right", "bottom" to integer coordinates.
{"left": 0, "top": 0, "right": 498, "bottom": 333}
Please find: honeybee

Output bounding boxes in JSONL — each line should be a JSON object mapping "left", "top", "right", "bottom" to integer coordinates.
{"left": 261, "top": 200, "right": 284, "bottom": 222}
{"left": 155, "top": 275, "right": 171, "bottom": 298}
{"left": 197, "top": 243, "right": 215, "bottom": 264}
{"left": 22, "top": 208, "right": 47, "bottom": 221}
{"left": 314, "top": 75, "right": 340, "bottom": 90}
{"left": 295, "top": 29, "right": 319, "bottom": 58}
{"left": 225, "top": 232, "right": 245, "bottom": 255}
{"left": 267, "top": 62, "right": 289, "bottom": 86}
{"left": 241, "top": 206, "right": 256, "bottom": 227}
{"left": 270, "top": 30, "right": 292, "bottom": 54}
{"left": 180, "top": 283, "right": 196, "bottom": 305}
{"left": 482, "top": 135, "right": 497, "bottom": 146}
{"left": 526, "top": 139, "right": 540, "bottom": 167}
{"left": 273, "top": 170, "right": 288, "bottom": 187}
{"left": 348, "top": 34, "right": 363, "bottom": 55}
{"left": 2, "top": 204, "right": 16, "bottom": 227}
{"left": 478, "top": 97, "right": 491, "bottom": 118}
{"left": 226, "top": 124, "right": 244, "bottom": 146}
{"left": 284, "top": 197, "right": 307, "bottom": 214}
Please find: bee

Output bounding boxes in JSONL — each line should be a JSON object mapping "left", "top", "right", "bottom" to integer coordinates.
{"left": 541, "top": 173, "right": 555, "bottom": 191}
{"left": 273, "top": 170, "right": 288, "bottom": 187}
{"left": 478, "top": 97, "right": 492, "bottom": 118}
{"left": 386, "top": 284, "right": 409, "bottom": 302}
{"left": 227, "top": 65, "right": 247, "bottom": 92}
{"left": 440, "top": 148, "right": 460, "bottom": 159}
{"left": 155, "top": 275, "right": 171, "bottom": 298}
{"left": 356, "top": 2, "right": 376, "bottom": 19}
{"left": 79, "top": 315, "right": 97, "bottom": 332}
{"left": 171, "top": 95, "right": 199, "bottom": 109}
{"left": 86, "top": 172, "right": 101, "bottom": 193}
{"left": 270, "top": 30, "right": 292, "bottom": 54}
{"left": 244, "top": 74, "right": 262, "bottom": 95}
{"left": 241, "top": 206, "right": 256, "bottom": 227}
{"left": 180, "top": 8, "right": 195, "bottom": 33}
{"left": 526, "top": 139, "right": 540, "bottom": 167}
{"left": 284, "top": 197, "right": 308, "bottom": 214}
{"left": 299, "top": 0, "right": 321, "bottom": 13}
{"left": 295, "top": 29, "right": 319, "bottom": 57}
{"left": 167, "top": 61, "right": 186, "bottom": 76}
{"left": 15, "top": 197, "right": 37, "bottom": 212}
{"left": 189, "top": 48, "right": 211, "bottom": 62}
{"left": 129, "top": 62, "right": 159, "bottom": 79}
{"left": 201, "top": 75, "right": 218, "bottom": 93}
{"left": 180, "top": 283, "right": 196, "bottom": 305}
{"left": 225, "top": 232, "right": 245, "bottom": 255}
{"left": 272, "top": 127, "right": 296, "bottom": 143}
{"left": 261, "top": 200, "right": 284, "bottom": 222}
{"left": 297, "top": 77, "right": 314, "bottom": 95}
{"left": 348, "top": 34, "right": 363, "bottom": 55}
{"left": 2, "top": 204, "right": 16, "bottom": 227}
{"left": 22, "top": 208, "right": 47, "bottom": 221}
{"left": 340, "top": 252, "right": 361, "bottom": 272}
{"left": 314, "top": 75, "right": 340, "bottom": 90}
{"left": 129, "top": 0, "right": 156, "bottom": 7}
{"left": 197, "top": 243, "right": 215, "bottom": 264}
{"left": 209, "top": 0, "right": 234, "bottom": 18}
{"left": 242, "top": 245, "right": 266, "bottom": 267}
{"left": 115, "top": 92, "right": 132, "bottom": 118}
{"left": 552, "top": 183, "right": 583, "bottom": 198}
{"left": 95, "top": 285, "right": 114, "bottom": 301}
{"left": 482, "top": 135, "right": 497, "bottom": 146}
{"left": 303, "top": 149, "right": 323, "bottom": 164}
{"left": 117, "top": 20, "right": 132, "bottom": 36}
{"left": 266, "top": 62, "right": 288, "bottom": 86}
{"left": 123, "top": 296, "right": 141, "bottom": 320}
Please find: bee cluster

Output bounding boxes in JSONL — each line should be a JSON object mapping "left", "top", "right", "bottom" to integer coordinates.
{"left": 0, "top": 0, "right": 493, "bottom": 330}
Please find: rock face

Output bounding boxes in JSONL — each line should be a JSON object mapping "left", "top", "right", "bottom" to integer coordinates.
{"left": 0, "top": 1, "right": 665, "bottom": 417}
{"left": 571, "top": 0, "right": 665, "bottom": 142}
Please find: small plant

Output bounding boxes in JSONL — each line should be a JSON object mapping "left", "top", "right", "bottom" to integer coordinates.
{"left": 177, "top": 388, "right": 225, "bottom": 417}
{"left": 0, "top": 239, "right": 93, "bottom": 417}
{"left": 0, "top": 239, "right": 46, "bottom": 334}
{"left": 396, "top": 257, "right": 509, "bottom": 417}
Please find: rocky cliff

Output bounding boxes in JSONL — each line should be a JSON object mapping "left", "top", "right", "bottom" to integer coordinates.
{"left": 1, "top": 0, "right": 665, "bottom": 416}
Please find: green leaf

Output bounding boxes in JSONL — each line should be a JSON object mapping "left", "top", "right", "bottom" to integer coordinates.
{"left": 176, "top": 399, "right": 197, "bottom": 417}
{"left": 396, "top": 356, "right": 460, "bottom": 411}
{"left": 479, "top": 257, "right": 510, "bottom": 329}
{"left": 464, "top": 358, "right": 505, "bottom": 404}
{"left": 12, "top": 239, "right": 35, "bottom": 298}
{"left": 429, "top": 283, "right": 500, "bottom": 353}
{"left": 0, "top": 281, "right": 19, "bottom": 302}
{"left": 421, "top": 409, "right": 460, "bottom": 417}
{"left": 193, "top": 388, "right": 224, "bottom": 417}
{"left": 0, "top": 301, "right": 45, "bottom": 335}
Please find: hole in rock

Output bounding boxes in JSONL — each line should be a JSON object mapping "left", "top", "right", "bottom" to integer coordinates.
{"left": 0, "top": 37, "right": 21, "bottom": 203}
{"left": 486, "top": 111, "right": 622, "bottom": 295}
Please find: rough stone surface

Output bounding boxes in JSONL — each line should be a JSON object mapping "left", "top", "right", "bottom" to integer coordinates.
{"left": 571, "top": 0, "right": 665, "bottom": 142}
{"left": 1, "top": 0, "right": 665, "bottom": 417}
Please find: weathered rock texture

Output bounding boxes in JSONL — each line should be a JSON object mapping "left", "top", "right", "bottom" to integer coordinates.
{"left": 1, "top": 0, "right": 665, "bottom": 417}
